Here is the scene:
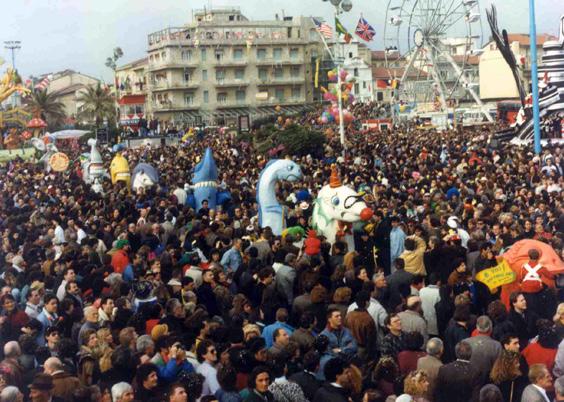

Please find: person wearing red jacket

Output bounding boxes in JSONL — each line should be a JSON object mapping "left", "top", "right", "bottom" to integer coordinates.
{"left": 111, "top": 239, "right": 131, "bottom": 274}
{"left": 517, "top": 248, "right": 556, "bottom": 320}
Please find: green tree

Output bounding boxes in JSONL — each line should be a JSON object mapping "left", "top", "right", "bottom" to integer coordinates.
{"left": 105, "top": 47, "right": 124, "bottom": 71}
{"left": 77, "top": 83, "right": 116, "bottom": 128}
{"left": 254, "top": 123, "right": 325, "bottom": 157}
{"left": 27, "top": 89, "right": 67, "bottom": 129}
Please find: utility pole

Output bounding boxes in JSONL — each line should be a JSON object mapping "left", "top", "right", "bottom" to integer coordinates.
{"left": 3, "top": 41, "right": 21, "bottom": 69}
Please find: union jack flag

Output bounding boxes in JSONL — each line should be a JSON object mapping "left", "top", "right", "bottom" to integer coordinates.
{"left": 355, "top": 16, "right": 376, "bottom": 42}
{"left": 312, "top": 17, "right": 333, "bottom": 40}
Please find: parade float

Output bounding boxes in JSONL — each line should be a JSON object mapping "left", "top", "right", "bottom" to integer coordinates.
{"left": 189, "top": 147, "right": 231, "bottom": 210}
{"left": 81, "top": 139, "right": 106, "bottom": 193}
{"left": 311, "top": 165, "right": 373, "bottom": 251}
{"left": 132, "top": 163, "right": 159, "bottom": 192}
{"left": 492, "top": 13, "right": 564, "bottom": 143}
{"left": 256, "top": 158, "right": 303, "bottom": 236}
{"left": 110, "top": 152, "right": 131, "bottom": 187}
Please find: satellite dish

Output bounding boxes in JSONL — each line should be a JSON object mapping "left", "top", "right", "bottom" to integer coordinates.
{"left": 31, "top": 138, "right": 46, "bottom": 152}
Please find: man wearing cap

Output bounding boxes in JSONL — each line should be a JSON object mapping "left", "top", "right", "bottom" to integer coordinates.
{"left": 28, "top": 373, "right": 65, "bottom": 402}
{"left": 112, "top": 239, "right": 131, "bottom": 274}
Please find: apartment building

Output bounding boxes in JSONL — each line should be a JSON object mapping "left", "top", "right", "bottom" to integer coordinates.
{"left": 115, "top": 57, "right": 149, "bottom": 130}
{"left": 146, "top": 7, "right": 326, "bottom": 126}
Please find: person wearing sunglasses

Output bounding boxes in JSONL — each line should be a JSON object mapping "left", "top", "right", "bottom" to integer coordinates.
{"left": 196, "top": 339, "right": 220, "bottom": 396}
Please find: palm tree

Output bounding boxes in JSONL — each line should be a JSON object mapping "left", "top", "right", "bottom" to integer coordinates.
{"left": 77, "top": 83, "right": 116, "bottom": 128}
{"left": 27, "top": 89, "right": 67, "bottom": 129}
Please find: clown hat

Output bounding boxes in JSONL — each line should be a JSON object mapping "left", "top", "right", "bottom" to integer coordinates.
{"left": 329, "top": 165, "right": 342, "bottom": 188}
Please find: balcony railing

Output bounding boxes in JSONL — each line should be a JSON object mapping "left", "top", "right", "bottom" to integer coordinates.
{"left": 215, "top": 79, "right": 249, "bottom": 87}
{"left": 149, "top": 81, "right": 199, "bottom": 90}
{"left": 148, "top": 58, "right": 198, "bottom": 71}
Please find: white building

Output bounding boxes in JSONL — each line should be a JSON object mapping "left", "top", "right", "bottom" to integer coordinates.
{"left": 332, "top": 40, "right": 373, "bottom": 102}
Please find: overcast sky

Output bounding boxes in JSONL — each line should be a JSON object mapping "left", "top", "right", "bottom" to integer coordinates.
{"left": 2, "top": 0, "right": 561, "bottom": 82}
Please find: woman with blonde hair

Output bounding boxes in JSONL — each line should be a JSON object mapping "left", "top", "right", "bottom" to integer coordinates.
{"left": 403, "top": 370, "right": 430, "bottom": 401}
{"left": 489, "top": 350, "right": 528, "bottom": 402}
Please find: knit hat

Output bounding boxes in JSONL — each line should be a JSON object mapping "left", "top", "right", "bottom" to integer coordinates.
{"left": 329, "top": 165, "right": 342, "bottom": 188}
{"left": 151, "top": 324, "right": 169, "bottom": 341}
{"left": 115, "top": 239, "right": 129, "bottom": 250}
{"left": 304, "top": 230, "right": 321, "bottom": 256}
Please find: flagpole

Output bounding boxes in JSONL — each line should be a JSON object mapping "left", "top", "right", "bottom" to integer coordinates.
{"left": 529, "top": 0, "right": 541, "bottom": 155}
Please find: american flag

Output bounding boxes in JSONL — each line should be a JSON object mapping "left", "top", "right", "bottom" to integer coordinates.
{"left": 355, "top": 16, "right": 376, "bottom": 42}
{"left": 312, "top": 17, "right": 333, "bottom": 40}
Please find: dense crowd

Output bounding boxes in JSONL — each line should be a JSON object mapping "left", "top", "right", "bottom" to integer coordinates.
{"left": 0, "top": 105, "right": 563, "bottom": 402}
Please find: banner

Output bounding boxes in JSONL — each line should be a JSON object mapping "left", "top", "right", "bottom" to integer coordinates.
{"left": 315, "top": 58, "right": 320, "bottom": 89}
{"left": 476, "top": 259, "right": 516, "bottom": 293}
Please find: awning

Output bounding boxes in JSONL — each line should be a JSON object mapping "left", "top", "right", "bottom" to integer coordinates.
{"left": 118, "top": 95, "right": 146, "bottom": 105}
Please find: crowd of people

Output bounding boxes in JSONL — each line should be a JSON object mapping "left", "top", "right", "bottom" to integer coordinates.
{"left": 0, "top": 104, "right": 563, "bottom": 402}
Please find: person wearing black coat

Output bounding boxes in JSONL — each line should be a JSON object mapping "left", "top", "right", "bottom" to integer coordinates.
{"left": 196, "top": 270, "right": 220, "bottom": 318}
{"left": 313, "top": 357, "right": 352, "bottom": 402}
{"left": 443, "top": 304, "right": 471, "bottom": 363}
{"left": 289, "top": 351, "right": 322, "bottom": 401}
{"left": 506, "top": 292, "right": 538, "bottom": 350}
{"left": 434, "top": 341, "right": 481, "bottom": 402}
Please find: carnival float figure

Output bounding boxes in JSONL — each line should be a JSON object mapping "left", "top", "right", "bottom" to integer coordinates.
{"left": 0, "top": 67, "right": 29, "bottom": 104}
{"left": 189, "top": 147, "right": 231, "bottom": 210}
{"left": 82, "top": 139, "right": 106, "bottom": 184}
{"left": 312, "top": 165, "right": 373, "bottom": 251}
{"left": 110, "top": 152, "right": 131, "bottom": 187}
{"left": 256, "top": 158, "right": 303, "bottom": 236}
{"left": 132, "top": 163, "right": 159, "bottom": 192}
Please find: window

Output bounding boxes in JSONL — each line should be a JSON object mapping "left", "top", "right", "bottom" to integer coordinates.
{"left": 354, "top": 68, "right": 359, "bottom": 77}
{"left": 215, "top": 50, "right": 224, "bottom": 62}
{"left": 349, "top": 52, "right": 353, "bottom": 58}
{"left": 216, "top": 69, "right": 225, "bottom": 83}
{"left": 377, "top": 92, "right": 384, "bottom": 101}
{"left": 275, "top": 88, "right": 284, "bottom": 101}
{"left": 235, "top": 69, "right": 245, "bottom": 80}
{"left": 354, "top": 83, "right": 360, "bottom": 93}
{"left": 217, "top": 92, "right": 227, "bottom": 104}
{"left": 184, "top": 71, "right": 192, "bottom": 82}
{"left": 292, "top": 87, "right": 300, "bottom": 99}
{"left": 202, "top": 70, "right": 208, "bottom": 81}
{"left": 257, "top": 48, "right": 267, "bottom": 60}
{"left": 258, "top": 68, "right": 268, "bottom": 81}
{"left": 181, "top": 50, "right": 192, "bottom": 61}
{"left": 229, "top": 15, "right": 235, "bottom": 21}
{"left": 236, "top": 90, "right": 246, "bottom": 104}
{"left": 233, "top": 49, "right": 243, "bottom": 60}
{"left": 290, "top": 48, "right": 299, "bottom": 60}
{"left": 203, "top": 90, "right": 209, "bottom": 103}
{"left": 291, "top": 66, "right": 300, "bottom": 78}
{"left": 161, "top": 51, "right": 167, "bottom": 60}
{"left": 200, "top": 48, "right": 207, "bottom": 61}
{"left": 273, "top": 67, "right": 283, "bottom": 79}
{"left": 273, "top": 48, "right": 282, "bottom": 60}
{"left": 363, "top": 81, "right": 367, "bottom": 89}
{"left": 287, "top": 27, "right": 292, "bottom": 38}
{"left": 185, "top": 93, "right": 194, "bottom": 105}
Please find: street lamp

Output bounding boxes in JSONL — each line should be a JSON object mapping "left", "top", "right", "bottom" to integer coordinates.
{"left": 323, "top": 0, "right": 352, "bottom": 155}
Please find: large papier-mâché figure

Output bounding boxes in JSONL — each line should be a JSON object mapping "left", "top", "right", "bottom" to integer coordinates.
{"left": 312, "top": 165, "right": 373, "bottom": 251}
{"left": 110, "top": 153, "right": 131, "bottom": 187}
{"left": 132, "top": 163, "right": 159, "bottom": 192}
{"left": 82, "top": 139, "right": 106, "bottom": 189}
{"left": 189, "top": 147, "right": 231, "bottom": 210}
{"left": 256, "top": 158, "right": 303, "bottom": 236}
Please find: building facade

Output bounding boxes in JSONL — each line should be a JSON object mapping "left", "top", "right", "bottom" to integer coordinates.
{"left": 42, "top": 70, "right": 101, "bottom": 119}
{"left": 115, "top": 57, "right": 149, "bottom": 130}
{"left": 146, "top": 7, "right": 326, "bottom": 126}
{"left": 336, "top": 40, "right": 373, "bottom": 102}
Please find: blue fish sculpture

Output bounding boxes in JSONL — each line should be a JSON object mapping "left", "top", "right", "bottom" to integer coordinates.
{"left": 190, "top": 148, "right": 231, "bottom": 210}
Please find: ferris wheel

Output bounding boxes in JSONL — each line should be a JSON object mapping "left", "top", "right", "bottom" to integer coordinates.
{"left": 383, "top": 0, "right": 493, "bottom": 121}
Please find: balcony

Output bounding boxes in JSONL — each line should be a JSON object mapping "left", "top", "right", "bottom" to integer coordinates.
{"left": 152, "top": 102, "right": 199, "bottom": 112}
{"left": 149, "top": 80, "right": 199, "bottom": 91}
{"left": 215, "top": 79, "right": 250, "bottom": 87}
{"left": 213, "top": 58, "right": 248, "bottom": 67}
{"left": 255, "top": 57, "right": 304, "bottom": 65}
{"left": 148, "top": 59, "right": 198, "bottom": 71}
{"left": 257, "top": 77, "right": 305, "bottom": 85}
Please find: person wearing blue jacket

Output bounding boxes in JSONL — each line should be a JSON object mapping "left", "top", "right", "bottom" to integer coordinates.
{"left": 150, "top": 336, "right": 194, "bottom": 383}
{"left": 320, "top": 308, "right": 357, "bottom": 359}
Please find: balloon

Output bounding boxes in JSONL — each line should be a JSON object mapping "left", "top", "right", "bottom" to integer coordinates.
{"left": 339, "top": 69, "right": 348, "bottom": 82}
{"left": 346, "top": 83, "right": 353, "bottom": 91}
{"left": 346, "top": 75, "right": 356, "bottom": 83}
{"left": 321, "top": 116, "right": 328, "bottom": 124}
{"left": 323, "top": 92, "right": 333, "bottom": 101}
{"left": 320, "top": 86, "right": 328, "bottom": 93}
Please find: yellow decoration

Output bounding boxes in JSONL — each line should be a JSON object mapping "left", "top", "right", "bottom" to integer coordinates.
{"left": 0, "top": 68, "right": 30, "bottom": 104}
{"left": 110, "top": 153, "right": 130, "bottom": 186}
{"left": 475, "top": 259, "right": 516, "bottom": 293}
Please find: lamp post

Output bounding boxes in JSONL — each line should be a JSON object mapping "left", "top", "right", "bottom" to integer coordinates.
{"left": 528, "top": 0, "right": 541, "bottom": 155}
{"left": 324, "top": 0, "right": 352, "bottom": 155}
